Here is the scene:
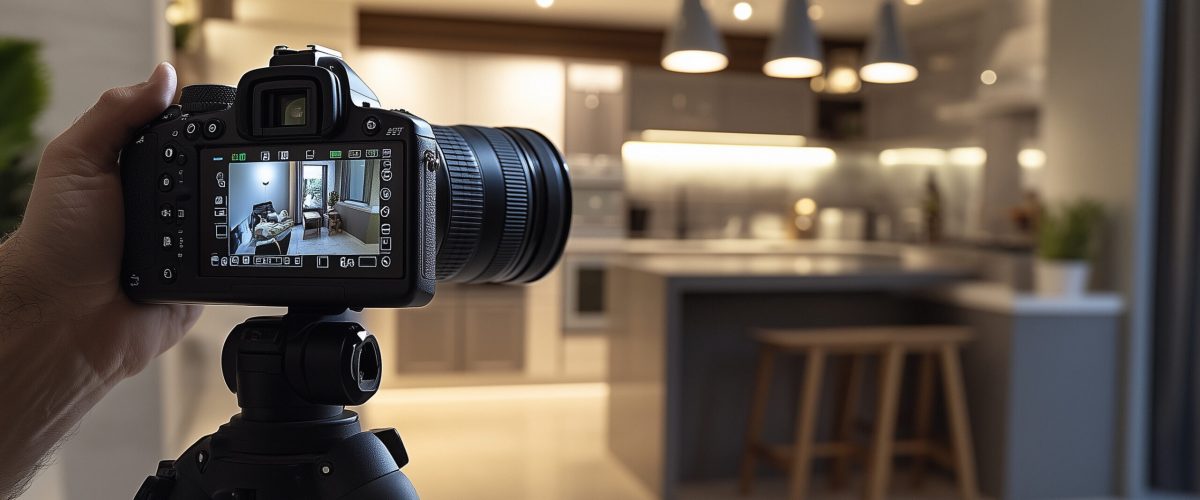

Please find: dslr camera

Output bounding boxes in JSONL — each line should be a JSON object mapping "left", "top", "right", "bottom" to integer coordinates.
{"left": 120, "top": 45, "right": 572, "bottom": 308}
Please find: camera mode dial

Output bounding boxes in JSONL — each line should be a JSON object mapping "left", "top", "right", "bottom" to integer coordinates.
{"left": 179, "top": 84, "right": 237, "bottom": 114}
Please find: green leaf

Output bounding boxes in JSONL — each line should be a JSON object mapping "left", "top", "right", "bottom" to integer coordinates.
{"left": 0, "top": 38, "right": 49, "bottom": 231}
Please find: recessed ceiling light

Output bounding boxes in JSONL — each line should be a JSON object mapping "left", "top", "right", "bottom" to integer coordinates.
{"left": 808, "top": 4, "right": 824, "bottom": 20}
{"left": 904, "top": 0, "right": 924, "bottom": 5}
{"left": 980, "top": 69, "right": 997, "bottom": 85}
{"left": 536, "top": 0, "right": 554, "bottom": 8}
{"left": 733, "top": 1, "right": 753, "bottom": 21}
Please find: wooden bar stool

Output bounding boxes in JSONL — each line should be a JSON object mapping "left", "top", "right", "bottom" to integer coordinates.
{"left": 737, "top": 326, "right": 979, "bottom": 500}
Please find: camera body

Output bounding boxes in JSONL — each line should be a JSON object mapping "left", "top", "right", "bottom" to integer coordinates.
{"left": 121, "top": 45, "right": 437, "bottom": 308}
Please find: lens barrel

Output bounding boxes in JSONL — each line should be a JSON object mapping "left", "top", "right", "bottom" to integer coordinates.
{"left": 432, "top": 125, "right": 571, "bottom": 284}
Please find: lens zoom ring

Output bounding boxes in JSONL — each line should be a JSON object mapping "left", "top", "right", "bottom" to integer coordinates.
{"left": 432, "top": 126, "right": 485, "bottom": 280}
{"left": 476, "top": 127, "right": 531, "bottom": 280}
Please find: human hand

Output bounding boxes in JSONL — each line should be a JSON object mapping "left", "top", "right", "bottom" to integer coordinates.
{"left": 0, "top": 62, "right": 203, "bottom": 498}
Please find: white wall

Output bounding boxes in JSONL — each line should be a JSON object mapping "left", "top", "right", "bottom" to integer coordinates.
{"left": 1041, "top": 0, "right": 1160, "bottom": 495}
{"left": 1, "top": 1, "right": 169, "bottom": 498}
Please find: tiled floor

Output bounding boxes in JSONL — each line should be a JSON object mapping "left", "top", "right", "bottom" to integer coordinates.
{"left": 357, "top": 384, "right": 967, "bottom": 500}
{"left": 288, "top": 226, "right": 377, "bottom": 255}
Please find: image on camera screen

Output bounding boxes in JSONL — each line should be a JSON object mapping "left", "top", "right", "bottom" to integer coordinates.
{"left": 226, "top": 159, "right": 384, "bottom": 257}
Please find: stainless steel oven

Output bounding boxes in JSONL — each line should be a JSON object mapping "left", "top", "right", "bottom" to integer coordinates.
{"left": 562, "top": 253, "right": 609, "bottom": 331}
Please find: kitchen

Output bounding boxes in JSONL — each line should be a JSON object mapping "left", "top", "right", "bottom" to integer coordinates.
{"left": 4, "top": 0, "right": 1179, "bottom": 499}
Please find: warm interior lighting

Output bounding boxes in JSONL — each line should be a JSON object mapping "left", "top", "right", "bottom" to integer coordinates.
{"left": 808, "top": 4, "right": 824, "bottom": 20}
{"left": 903, "top": 0, "right": 924, "bottom": 5}
{"left": 825, "top": 66, "right": 861, "bottom": 93}
{"left": 641, "top": 129, "right": 806, "bottom": 147}
{"left": 980, "top": 69, "right": 997, "bottom": 85}
{"left": 567, "top": 63, "right": 624, "bottom": 93}
{"left": 861, "top": 62, "right": 918, "bottom": 84}
{"left": 536, "top": 0, "right": 554, "bottom": 8}
{"left": 733, "top": 1, "right": 753, "bottom": 21}
{"left": 662, "top": 50, "right": 729, "bottom": 73}
{"left": 948, "top": 147, "right": 987, "bottom": 167}
{"left": 810, "top": 75, "right": 826, "bottom": 92}
{"left": 764, "top": 57, "right": 823, "bottom": 78}
{"left": 794, "top": 197, "right": 817, "bottom": 215}
{"left": 623, "top": 141, "right": 836, "bottom": 169}
{"left": 879, "top": 148, "right": 945, "bottom": 167}
{"left": 1019, "top": 148, "right": 1046, "bottom": 169}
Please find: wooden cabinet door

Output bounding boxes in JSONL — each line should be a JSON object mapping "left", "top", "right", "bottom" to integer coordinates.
{"left": 462, "top": 287, "right": 526, "bottom": 372}
{"left": 393, "top": 291, "right": 461, "bottom": 373}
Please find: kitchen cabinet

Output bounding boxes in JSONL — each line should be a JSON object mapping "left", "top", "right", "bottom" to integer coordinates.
{"left": 392, "top": 284, "right": 526, "bottom": 374}
{"left": 629, "top": 67, "right": 816, "bottom": 136}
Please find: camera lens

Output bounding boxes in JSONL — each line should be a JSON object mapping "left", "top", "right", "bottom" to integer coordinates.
{"left": 432, "top": 125, "right": 571, "bottom": 284}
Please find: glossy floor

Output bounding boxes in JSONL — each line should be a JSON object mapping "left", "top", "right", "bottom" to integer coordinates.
{"left": 358, "top": 383, "right": 968, "bottom": 500}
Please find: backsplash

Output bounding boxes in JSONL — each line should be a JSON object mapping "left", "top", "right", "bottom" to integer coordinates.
{"left": 623, "top": 148, "right": 985, "bottom": 242}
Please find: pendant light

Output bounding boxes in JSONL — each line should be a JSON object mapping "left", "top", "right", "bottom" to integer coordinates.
{"left": 860, "top": 0, "right": 918, "bottom": 84}
{"left": 662, "top": 0, "right": 728, "bottom": 73}
{"left": 763, "top": 0, "right": 823, "bottom": 78}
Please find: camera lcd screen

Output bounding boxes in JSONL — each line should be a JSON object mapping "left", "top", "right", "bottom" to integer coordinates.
{"left": 200, "top": 144, "right": 402, "bottom": 278}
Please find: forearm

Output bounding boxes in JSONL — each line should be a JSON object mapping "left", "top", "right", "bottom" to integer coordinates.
{"left": 0, "top": 233, "right": 116, "bottom": 499}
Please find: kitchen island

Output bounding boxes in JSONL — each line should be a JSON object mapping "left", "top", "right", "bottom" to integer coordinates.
{"left": 606, "top": 250, "right": 1123, "bottom": 499}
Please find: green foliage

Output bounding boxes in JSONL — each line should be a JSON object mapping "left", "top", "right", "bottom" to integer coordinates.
{"left": 327, "top": 190, "right": 340, "bottom": 207}
{"left": 1037, "top": 199, "right": 1104, "bottom": 261}
{"left": 0, "top": 39, "right": 49, "bottom": 236}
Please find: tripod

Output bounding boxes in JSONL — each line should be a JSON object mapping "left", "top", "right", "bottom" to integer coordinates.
{"left": 133, "top": 308, "right": 420, "bottom": 500}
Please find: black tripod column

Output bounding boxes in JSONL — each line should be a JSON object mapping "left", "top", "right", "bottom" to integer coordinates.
{"left": 134, "top": 309, "right": 420, "bottom": 500}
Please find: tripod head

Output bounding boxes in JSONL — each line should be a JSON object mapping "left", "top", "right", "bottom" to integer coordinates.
{"left": 135, "top": 309, "right": 419, "bottom": 500}
{"left": 222, "top": 308, "right": 380, "bottom": 422}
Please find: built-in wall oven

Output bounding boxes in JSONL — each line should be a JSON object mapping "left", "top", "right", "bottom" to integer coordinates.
{"left": 562, "top": 253, "right": 609, "bottom": 331}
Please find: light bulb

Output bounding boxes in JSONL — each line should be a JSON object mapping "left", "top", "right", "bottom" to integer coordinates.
{"left": 733, "top": 1, "right": 753, "bottom": 20}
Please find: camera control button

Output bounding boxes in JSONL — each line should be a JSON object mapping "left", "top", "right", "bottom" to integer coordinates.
{"left": 162, "top": 144, "right": 177, "bottom": 162}
{"left": 363, "top": 116, "right": 380, "bottom": 136}
{"left": 381, "top": 169, "right": 392, "bottom": 182}
{"left": 184, "top": 121, "right": 201, "bottom": 139}
{"left": 160, "top": 234, "right": 175, "bottom": 251}
{"left": 203, "top": 119, "right": 224, "bottom": 139}
{"left": 159, "top": 203, "right": 175, "bottom": 223}
{"left": 158, "top": 173, "right": 175, "bottom": 192}
{"left": 158, "top": 105, "right": 181, "bottom": 123}
{"left": 160, "top": 267, "right": 177, "bottom": 284}
{"left": 176, "top": 152, "right": 188, "bottom": 166}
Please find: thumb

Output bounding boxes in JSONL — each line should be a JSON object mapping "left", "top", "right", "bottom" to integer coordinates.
{"left": 46, "top": 62, "right": 178, "bottom": 173}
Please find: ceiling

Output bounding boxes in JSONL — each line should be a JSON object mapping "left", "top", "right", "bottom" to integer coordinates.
{"left": 356, "top": 0, "right": 990, "bottom": 38}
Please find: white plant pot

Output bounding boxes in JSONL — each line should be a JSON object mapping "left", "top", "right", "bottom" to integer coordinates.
{"left": 1034, "top": 259, "right": 1091, "bottom": 296}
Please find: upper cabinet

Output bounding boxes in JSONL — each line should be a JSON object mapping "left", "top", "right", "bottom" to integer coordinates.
{"left": 629, "top": 67, "right": 817, "bottom": 136}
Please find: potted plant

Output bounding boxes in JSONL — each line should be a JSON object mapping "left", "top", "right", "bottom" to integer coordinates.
{"left": 0, "top": 39, "right": 49, "bottom": 236}
{"left": 327, "top": 190, "right": 340, "bottom": 211}
{"left": 1035, "top": 199, "right": 1103, "bottom": 296}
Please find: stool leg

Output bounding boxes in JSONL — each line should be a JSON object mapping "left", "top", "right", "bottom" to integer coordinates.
{"left": 788, "top": 348, "right": 826, "bottom": 500}
{"left": 864, "top": 344, "right": 905, "bottom": 500}
{"left": 911, "top": 352, "right": 937, "bottom": 488}
{"left": 832, "top": 353, "right": 865, "bottom": 489}
{"left": 940, "top": 344, "right": 979, "bottom": 500}
{"left": 739, "top": 347, "right": 776, "bottom": 495}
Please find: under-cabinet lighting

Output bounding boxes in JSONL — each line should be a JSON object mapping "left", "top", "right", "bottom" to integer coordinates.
{"left": 948, "top": 147, "right": 986, "bottom": 167}
{"left": 640, "top": 129, "right": 806, "bottom": 147}
{"left": 879, "top": 148, "right": 945, "bottom": 167}
{"left": 622, "top": 141, "right": 836, "bottom": 169}
{"left": 1019, "top": 148, "right": 1046, "bottom": 170}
